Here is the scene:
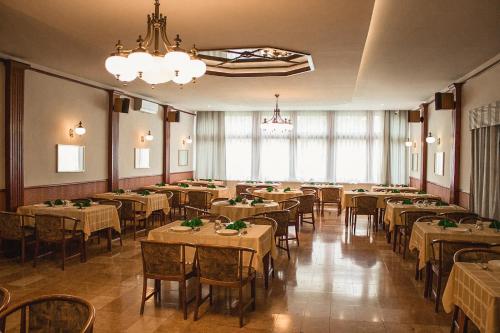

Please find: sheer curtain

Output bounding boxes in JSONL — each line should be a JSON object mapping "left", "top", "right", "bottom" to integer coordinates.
{"left": 259, "top": 111, "right": 291, "bottom": 181}
{"left": 195, "top": 111, "right": 226, "bottom": 179}
{"left": 224, "top": 112, "right": 253, "bottom": 180}
{"left": 383, "top": 110, "right": 409, "bottom": 184}
{"left": 295, "top": 112, "right": 328, "bottom": 181}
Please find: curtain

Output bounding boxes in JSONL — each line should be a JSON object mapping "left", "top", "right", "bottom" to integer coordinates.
{"left": 224, "top": 112, "right": 253, "bottom": 180}
{"left": 470, "top": 101, "right": 500, "bottom": 220}
{"left": 383, "top": 110, "right": 409, "bottom": 184}
{"left": 195, "top": 111, "right": 226, "bottom": 179}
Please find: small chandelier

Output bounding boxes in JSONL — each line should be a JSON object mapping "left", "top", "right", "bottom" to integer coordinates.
{"left": 261, "top": 94, "right": 292, "bottom": 133}
{"left": 104, "top": 0, "right": 206, "bottom": 87}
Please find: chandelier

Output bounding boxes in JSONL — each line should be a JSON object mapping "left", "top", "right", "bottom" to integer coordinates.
{"left": 261, "top": 94, "right": 293, "bottom": 132}
{"left": 104, "top": 0, "right": 206, "bottom": 86}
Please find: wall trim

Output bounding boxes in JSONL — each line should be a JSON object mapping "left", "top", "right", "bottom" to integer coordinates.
{"left": 118, "top": 174, "right": 163, "bottom": 181}
{"left": 24, "top": 179, "right": 108, "bottom": 189}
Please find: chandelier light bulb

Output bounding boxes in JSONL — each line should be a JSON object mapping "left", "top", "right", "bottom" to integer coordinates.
{"left": 172, "top": 71, "right": 193, "bottom": 84}
{"left": 165, "top": 51, "right": 190, "bottom": 71}
{"left": 190, "top": 59, "right": 207, "bottom": 78}
{"left": 128, "top": 50, "right": 153, "bottom": 74}
{"left": 105, "top": 55, "right": 128, "bottom": 76}
{"left": 117, "top": 69, "right": 137, "bottom": 82}
{"left": 141, "top": 56, "right": 174, "bottom": 85}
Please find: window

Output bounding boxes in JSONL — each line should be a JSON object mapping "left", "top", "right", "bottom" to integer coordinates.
{"left": 225, "top": 112, "right": 252, "bottom": 180}
{"left": 295, "top": 112, "right": 328, "bottom": 181}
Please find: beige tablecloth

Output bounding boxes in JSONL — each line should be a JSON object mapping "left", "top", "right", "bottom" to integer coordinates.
{"left": 147, "top": 185, "right": 231, "bottom": 199}
{"left": 370, "top": 185, "right": 417, "bottom": 192}
{"left": 237, "top": 182, "right": 282, "bottom": 188}
{"left": 385, "top": 202, "right": 465, "bottom": 232}
{"left": 94, "top": 192, "right": 170, "bottom": 217}
{"left": 181, "top": 179, "right": 225, "bottom": 187}
{"left": 17, "top": 204, "right": 120, "bottom": 240}
{"left": 148, "top": 220, "right": 277, "bottom": 273}
{"left": 342, "top": 191, "right": 437, "bottom": 210}
{"left": 409, "top": 222, "right": 500, "bottom": 269}
{"left": 443, "top": 262, "right": 500, "bottom": 333}
{"left": 253, "top": 189, "right": 303, "bottom": 201}
{"left": 210, "top": 201, "right": 279, "bottom": 221}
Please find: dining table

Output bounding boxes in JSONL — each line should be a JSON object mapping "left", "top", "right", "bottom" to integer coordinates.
{"left": 93, "top": 192, "right": 170, "bottom": 217}
{"left": 180, "top": 179, "right": 225, "bottom": 187}
{"left": 253, "top": 188, "right": 303, "bottom": 202}
{"left": 210, "top": 200, "right": 279, "bottom": 221}
{"left": 148, "top": 219, "right": 277, "bottom": 288}
{"left": 146, "top": 184, "right": 231, "bottom": 199}
{"left": 370, "top": 185, "right": 418, "bottom": 192}
{"left": 237, "top": 181, "right": 282, "bottom": 188}
{"left": 442, "top": 262, "right": 500, "bottom": 333}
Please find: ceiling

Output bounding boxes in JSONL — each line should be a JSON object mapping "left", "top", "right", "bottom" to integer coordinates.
{"left": 0, "top": 0, "right": 499, "bottom": 111}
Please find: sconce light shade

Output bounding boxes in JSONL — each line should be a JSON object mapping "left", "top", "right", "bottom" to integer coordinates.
{"left": 404, "top": 139, "right": 412, "bottom": 147}
{"left": 145, "top": 130, "right": 154, "bottom": 141}
{"left": 425, "top": 132, "right": 436, "bottom": 144}
{"left": 185, "top": 136, "right": 193, "bottom": 144}
{"left": 74, "top": 121, "right": 86, "bottom": 136}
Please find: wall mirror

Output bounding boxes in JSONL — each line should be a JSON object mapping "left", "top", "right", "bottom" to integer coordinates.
{"left": 178, "top": 149, "right": 189, "bottom": 166}
{"left": 57, "top": 144, "right": 85, "bottom": 172}
{"left": 411, "top": 153, "right": 419, "bottom": 172}
{"left": 434, "top": 152, "right": 445, "bottom": 176}
{"left": 135, "top": 148, "right": 150, "bottom": 169}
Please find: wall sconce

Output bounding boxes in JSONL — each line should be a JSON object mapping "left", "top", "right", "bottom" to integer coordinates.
{"left": 183, "top": 136, "right": 193, "bottom": 145}
{"left": 141, "top": 130, "right": 154, "bottom": 142}
{"left": 69, "top": 121, "right": 86, "bottom": 138}
{"left": 425, "top": 132, "right": 436, "bottom": 144}
{"left": 404, "top": 138, "right": 412, "bottom": 147}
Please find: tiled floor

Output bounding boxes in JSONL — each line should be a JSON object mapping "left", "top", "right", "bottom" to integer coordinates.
{"left": 0, "top": 210, "right": 453, "bottom": 332}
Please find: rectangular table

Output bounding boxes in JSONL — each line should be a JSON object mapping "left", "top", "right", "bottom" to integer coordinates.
{"left": 148, "top": 220, "right": 277, "bottom": 288}
{"left": 147, "top": 184, "right": 231, "bottom": 199}
{"left": 442, "top": 262, "right": 500, "bottom": 333}
{"left": 371, "top": 185, "right": 418, "bottom": 192}
{"left": 409, "top": 222, "right": 500, "bottom": 270}
{"left": 181, "top": 179, "right": 225, "bottom": 187}
{"left": 93, "top": 192, "right": 170, "bottom": 217}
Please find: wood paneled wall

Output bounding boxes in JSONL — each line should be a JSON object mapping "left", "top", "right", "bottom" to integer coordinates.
{"left": 169, "top": 171, "right": 194, "bottom": 184}
{"left": 409, "top": 177, "right": 421, "bottom": 189}
{"left": 24, "top": 180, "right": 108, "bottom": 205}
{"left": 426, "top": 181, "right": 451, "bottom": 204}
{"left": 0, "top": 190, "right": 6, "bottom": 211}
{"left": 458, "top": 191, "right": 470, "bottom": 210}
{"left": 118, "top": 175, "right": 163, "bottom": 190}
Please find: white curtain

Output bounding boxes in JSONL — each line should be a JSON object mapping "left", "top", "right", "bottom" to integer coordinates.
{"left": 295, "top": 112, "right": 328, "bottom": 181}
{"left": 195, "top": 111, "right": 226, "bottom": 179}
{"left": 383, "top": 110, "right": 409, "bottom": 184}
{"left": 224, "top": 112, "right": 253, "bottom": 180}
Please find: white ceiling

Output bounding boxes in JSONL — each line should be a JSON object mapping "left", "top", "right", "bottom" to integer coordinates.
{"left": 0, "top": 0, "right": 499, "bottom": 111}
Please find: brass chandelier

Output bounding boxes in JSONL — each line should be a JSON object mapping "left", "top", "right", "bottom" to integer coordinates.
{"left": 261, "top": 94, "right": 293, "bottom": 132}
{"left": 105, "top": 0, "right": 206, "bottom": 86}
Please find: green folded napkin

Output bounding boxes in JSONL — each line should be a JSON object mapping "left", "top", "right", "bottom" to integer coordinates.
{"left": 391, "top": 189, "right": 401, "bottom": 193}
{"left": 251, "top": 198, "right": 264, "bottom": 206}
{"left": 283, "top": 187, "right": 291, "bottom": 192}
{"left": 228, "top": 199, "right": 237, "bottom": 206}
{"left": 226, "top": 220, "right": 247, "bottom": 231}
{"left": 113, "top": 189, "right": 125, "bottom": 194}
{"left": 73, "top": 199, "right": 91, "bottom": 209}
{"left": 402, "top": 199, "right": 412, "bottom": 205}
{"left": 155, "top": 182, "right": 166, "bottom": 187}
{"left": 417, "top": 191, "right": 427, "bottom": 194}
{"left": 438, "top": 219, "right": 457, "bottom": 228}
{"left": 181, "top": 217, "right": 203, "bottom": 229}
{"left": 489, "top": 221, "right": 500, "bottom": 229}
{"left": 435, "top": 201, "right": 449, "bottom": 206}
{"left": 235, "top": 196, "right": 243, "bottom": 203}
{"left": 138, "top": 189, "right": 151, "bottom": 196}
{"left": 178, "top": 183, "right": 189, "bottom": 188}
{"left": 266, "top": 186, "right": 274, "bottom": 192}
{"left": 356, "top": 189, "right": 366, "bottom": 193}
{"left": 207, "top": 184, "right": 216, "bottom": 189}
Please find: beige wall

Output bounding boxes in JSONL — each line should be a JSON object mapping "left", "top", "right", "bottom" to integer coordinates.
{"left": 460, "top": 63, "right": 500, "bottom": 194}
{"left": 408, "top": 122, "right": 421, "bottom": 179}
{"left": 23, "top": 71, "right": 108, "bottom": 186}
{"left": 170, "top": 112, "right": 195, "bottom": 174}
{"left": 118, "top": 104, "right": 164, "bottom": 178}
{"left": 426, "top": 102, "right": 453, "bottom": 188}
{"left": 0, "top": 63, "right": 5, "bottom": 189}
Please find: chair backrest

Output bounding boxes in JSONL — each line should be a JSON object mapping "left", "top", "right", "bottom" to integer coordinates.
{"left": 141, "top": 240, "right": 193, "bottom": 279}
{"left": 97, "top": 199, "right": 122, "bottom": 211}
{"left": 185, "top": 206, "right": 209, "bottom": 219}
{"left": 412, "top": 197, "right": 442, "bottom": 204}
{"left": 195, "top": 244, "right": 255, "bottom": 284}
{"left": 352, "top": 196, "right": 378, "bottom": 214}
{"left": 454, "top": 248, "right": 500, "bottom": 263}
{"left": 400, "top": 211, "right": 436, "bottom": 231}
{"left": 34, "top": 214, "right": 78, "bottom": 242}
{"left": 155, "top": 190, "right": 174, "bottom": 201}
{"left": 373, "top": 188, "right": 386, "bottom": 192}
{"left": 256, "top": 210, "right": 290, "bottom": 237}
{"left": 236, "top": 184, "right": 253, "bottom": 196}
{"left": 431, "top": 240, "right": 492, "bottom": 274}
{"left": 187, "top": 191, "right": 213, "bottom": 209}
{"left": 0, "top": 294, "right": 95, "bottom": 332}
{"left": 415, "top": 215, "right": 439, "bottom": 223}
{"left": 400, "top": 189, "right": 418, "bottom": 193}
{"left": 0, "top": 287, "right": 10, "bottom": 313}
{"left": 212, "top": 197, "right": 230, "bottom": 204}
{"left": 321, "top": 187, "right": 341, "bottom": 202}
{"left": 117, "top": 198, "right": 146, "bottom": 220}
{"left": 459, "top": 216, "right": 496, "bottom": 225}
{"left": 0, "top": 212, "right": 25, "bottom": 240}
{"left": 384, "top": 196, "right": 407, "bottom": 204}
{"left": 300, "top": 187, "right": 319, "bottom": 198}
{"left": 240, "top": 216, "right": 278, "bottom": 235}
{"left": 279, "top": 199, "right": 299, "bottom": 222}
{"left": 169, "top": 190, "right": 186, "bottom": 208}
{"left": 294, "top": 194, "right": 316, "bottom": 214}
{"left": 438, "top": 211, "right": 478, "bottom": 223}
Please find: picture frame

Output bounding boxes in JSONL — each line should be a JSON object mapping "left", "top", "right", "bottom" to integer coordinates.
{"left": 57, "top": 144, "right": 85, "bottom": 173}
{"left": 135, "top": 148, "right": 150, "bottom": 169}
{"left": 411, "top": 153, "right": 419, "bottom": 172}
{"left": 434, "top": 152, "right": 444, "bottom": 176}
{"left": 178, "top": 149, "right": 189, "bottom": 166}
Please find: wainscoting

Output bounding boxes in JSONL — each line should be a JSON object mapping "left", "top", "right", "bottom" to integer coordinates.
{"left": 24, "top": 180, "right": 108, "bottom": 205}
{"left": 118, "top": 175, "right": 163, "bottom": 190}
{"left": 458, "top": 191, "right": 470, "bottom": 210}
{"left": 169, "top": 171, "right": 194, "bottom": 184}
{"left": 426, "top": 181, "right": 451, "bottom": 204}
{"left": 409, "top": 177, "right": 421, "bottom": 189}
{"left": 0, "top": 190, "right": 5, "bottom": 211}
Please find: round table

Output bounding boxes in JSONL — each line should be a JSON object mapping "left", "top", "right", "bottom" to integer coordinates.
{"left": 210, "top": 201, "right": 279, "bottom": 221}
{"left": 253, "top": 189, "right": 303, "bottom": 202}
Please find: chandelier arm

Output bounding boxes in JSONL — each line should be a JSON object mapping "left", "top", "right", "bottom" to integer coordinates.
{"left": 160, "top": 18, "right": 173, "bottom": 48}
{"left": 143, "top": 15, "right": 154, "bottom": 48}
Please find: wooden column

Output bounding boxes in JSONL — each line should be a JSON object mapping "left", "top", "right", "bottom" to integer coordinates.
{"left": 449, "top": 83, "right": 463, "bottom": 205}
{"left": 162, "top": 105, "right": 171, "bottom": 184}
{"left": 419, "top": 103, "right": 429, "bottom": 192}
{"left": 107, "top": 91, "right": 120, "bottom": 191}
{"left": 4, "top": 60, "right": 30, "bottom": 211}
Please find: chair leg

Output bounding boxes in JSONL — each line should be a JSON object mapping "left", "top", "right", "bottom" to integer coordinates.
{"left": 402, "top": 235, "right": 407, "bottom": 259}
{"left": 435, "top": 272, "right": 442, "bottom": 313}
{"left": 140, "top": 277, "right": 147, "bottom": 315}
{"left": 238, "top": 285, "right": 244, "bottom": 328}
{"left": 209, "top": 285, "right": 213, "bottom": 305}
{"left": 251, "top": 277, "right": 256, "bottom": 311}
{"left": 194, "top": 279, "right": 201, "bottom": 321}
{"left": 61, "top": 240, "right": 66, "bottom": 270}
{"left": 156, "top": 279, "right": 162, "bottom": 303}
{"left": 80, "top": 235, "right": 85, "bottom": 262}
{"left": 181, "top": 280, "right": 188, "bottom": 320}
{"left": 424, "top": 263, "right": 432, "bottom": 298}
{"left": 285, "top": 236, "right": 290, "bottom": 259}
{"left": 311, "top": 212, "right": 315, "bottom": 230}
{"left": 21, "top": 238, "right": 26, "bottom": 264}
{"left": 33, "top": 240, "right": 40, "bottom": 267}
{"left": 294, "top": 220, "right": 300, "bottom": 246}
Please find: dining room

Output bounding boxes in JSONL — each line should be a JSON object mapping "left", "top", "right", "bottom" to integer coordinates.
{"left": 0, "top": 0, "right": 499, "bottom": 332}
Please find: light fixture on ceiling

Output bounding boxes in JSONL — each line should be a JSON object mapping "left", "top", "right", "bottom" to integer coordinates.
{"left": 69, "top": 121, "right": 86, "bottom": 138}
{"left": 425, "top": 132, "right": 436, "bottom": 144}
{"left": 404, "top": 138, "right": 413, "bottom": 147}
{"left": 183, "top": 136, "right": 193, "bottom": 145}
{"left": 261, "top": 94, "right": 292, "bottom": 133}
{"left": 104, "top": 0, "right": 206, "bottom": 87}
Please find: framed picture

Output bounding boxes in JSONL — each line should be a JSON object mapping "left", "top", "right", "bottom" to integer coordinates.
{"left": 434, "top": 152, "right": 444, "bottom": 176}
{"left": 178, "top": 150, "right": 189, "bottom": 166}
{"left": 135, "top": 148, "right": 150, "bottom": 169}
{"left": 411, "top": 153, "right": 419, "bottom": 172}
{"left": 57, "top": 144, "right": 85, "bottom": 172}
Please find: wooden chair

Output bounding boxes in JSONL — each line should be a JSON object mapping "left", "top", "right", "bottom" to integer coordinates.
{"left": 236, "top": 185, "right": 253, "bottom": 196}
{"left": 412, "top": 215, "right": 440, "bottom": 280}
{"left": 212, "top": 197, "right": 230, "bottom": 204}
{"left": 320, "top": 187, "right": 341, "bottom": 216}
{"left": 153, "top": 190, "right": 173, "bottom": 225}
{"left": 187, "top": 191, "right": 213, "bottom": 211}
{"left": 193, "top": 245, "right": 256, "bottom": 328}
{"left": 169, "top": 190, "right": 187, "bottom": 220}
{"left": 454, "top": 247, "right": 500, "bottom": 263}
{"left": 240, "top": 216, "right": 278, "bottom": 236}
{"left": 185, "top": 206, "right": 209, "bottom": 219}
{"left": 437, "top": 211, "right": 477, "bottom": 223}
{"left": 117, "top": 198, "right": 148, "bottom": 240}
{"left": 294, "top": 194, "right": 316, "bottom": 230}
{"left": 255, "top": 210, "right": 292, "bottom": 259}
{"left": 33, "top": 214, "right": 85, "bottom": 270}
{"left": 140, "top": 241, "right": 196, "bottom": 319}
{"left": 412, "top": 197, "right": 442, "bottom": 204}
{"left": 458, "top": 216, "right": 496, "bottom": 225}
{"left": 0, "top": 287, "right": 10, "bottom": 313}
{"left": 427, "top": 240, "right": 492, "bottom": 312}
{"left": 0, "top": 212, "right": 35, "bottom": 263}
{"left": 279, "top": 199, "right": 300, "bottom": 245}
{"left": 0, "top": 294, "right": 95, "bottom": 332}
{"left": 351, "top": 196, "right": 378, "bottom": 233}
{"left": 396, "top": 211, "right": 436, "bottom": 258}
{"left": 300, "top": 187, "right": 320, "bottom": 213}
